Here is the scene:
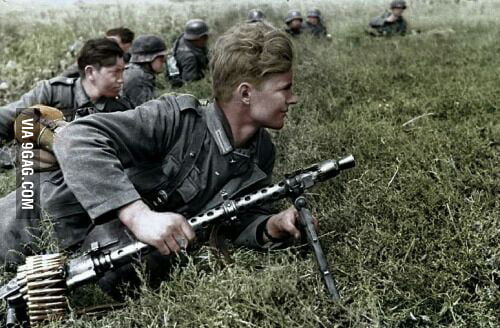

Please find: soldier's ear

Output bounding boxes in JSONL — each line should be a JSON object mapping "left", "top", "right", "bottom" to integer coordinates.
{"left": 236, "top": 82, "right": 252, "bottom": 106}
{"left": 83, "top": 65, "right": 97, "bottom": 81}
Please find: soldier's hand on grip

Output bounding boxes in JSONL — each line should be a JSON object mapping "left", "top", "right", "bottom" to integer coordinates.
{"left": 118, "top": 200, "right": 195, "bottom": 255}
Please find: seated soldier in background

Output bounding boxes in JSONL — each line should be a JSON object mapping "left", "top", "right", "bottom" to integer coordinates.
{"left": 62, "top": 27, "right": 135, "bottom": 78}
{"left": 368, "top": 0, "right": 408, "bottom": 37}
{"left": 0, "top": 21, "right": 303, "bottom": 299}
{"left": 166, "top": 19, "right": 209, "bottom": 88}
{"left": 303, "top": 9, "right": 330, "bottom": 39}
{"left": 122, "top": 35, "right": 167, "bottom": 108}
{"left": 247, "top": 8, "right": 265, "bottom": 23}
{"left": 284, "top": 10, "right": 304, "bottom": 37}
{"left": 0, "top": 38, "right": 131, "bottom": 144}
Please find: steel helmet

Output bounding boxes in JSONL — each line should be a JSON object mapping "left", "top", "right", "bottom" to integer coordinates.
{"left": 285, "top": 10, "right": 303, "bottom": 24}
{"left": 184, "top": 19, "right": 209, "bottom": 40}
{"left": 247, "top": 9, "right": 265, "bottom": 22}
{"left": 390, "top": 0, "right": 407, "bottom": 9}
{"left": 129, "top": 35, "right": 167, "bottom": 63}
{"left": 307, "top": 9, "right": 322, "bottom": 19}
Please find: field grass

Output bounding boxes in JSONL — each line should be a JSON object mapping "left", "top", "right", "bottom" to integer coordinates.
{"left": 0, "top": 0, "right": 499, "bottom": 327}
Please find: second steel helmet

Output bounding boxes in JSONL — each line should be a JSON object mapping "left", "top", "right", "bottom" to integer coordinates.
{"left": 285, "top": 10, "right": 303, "bottom": 24}
{"left": 247, "top": 9, "right": 265, "bottom": 22}
{"left": 184, "top": 19, "right": 209, "bottom": 40}
{"left": 390, "top": 0, "right": 407, "bottom": 9}
{"left": 129, "top": 35, "right": 167, "bottom": 63}
{"left": 307, "top": 9, "right": 322, "bottom": 19}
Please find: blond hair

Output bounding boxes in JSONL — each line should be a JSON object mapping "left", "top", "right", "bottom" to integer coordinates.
{"left": 210, "top": 22, "right": 294, "bottom": 102}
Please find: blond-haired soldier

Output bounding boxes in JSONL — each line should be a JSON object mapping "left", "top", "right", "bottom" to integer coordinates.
{"left": 1, "top": 22, "right": 302, "bottom": 298}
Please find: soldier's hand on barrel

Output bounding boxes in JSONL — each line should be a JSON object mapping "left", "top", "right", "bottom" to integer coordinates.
{"left": 118, "top": 200, "right": 195, "bottom": 255}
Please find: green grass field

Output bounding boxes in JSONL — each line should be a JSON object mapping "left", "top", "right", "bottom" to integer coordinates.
{"left": 0, "top": 0, "right": 499, "bottom": 327}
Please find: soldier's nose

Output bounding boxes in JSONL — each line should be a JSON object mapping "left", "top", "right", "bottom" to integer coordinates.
{"left": 288, "top": 94, "right": 299, "bottom": 105}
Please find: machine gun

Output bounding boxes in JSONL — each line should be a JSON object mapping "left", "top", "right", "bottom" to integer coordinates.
{"left": 0, "top": 155, "right": 355, "bottom": 327}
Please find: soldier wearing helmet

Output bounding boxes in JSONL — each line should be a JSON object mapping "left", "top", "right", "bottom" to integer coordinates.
{"left": 123, "top": 35, "right": 167, "bottom": 107}
{"left": 284, "top": 10, "right": 304, "bottom": 37}
{"left": 247, "top": 9, "right": 265, "bottom": 23}
{"left": 303, "top": 9, "right": 329, "bottom": 38}
{"left": 167, "top": 19, "right": 209, "bottom": 87}
{"left": 368, "top": 0, "right": 408, "bottom": 37}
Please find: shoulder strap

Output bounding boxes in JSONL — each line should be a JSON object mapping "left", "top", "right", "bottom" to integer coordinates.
{"left": 48, "top": 76, "right": 76, "bottom": 86}
{"left": 173, "top": 34, "right": 182, "bottom": 55}
{"left": 176, "top": 94, "right": 201, "bottom": 113}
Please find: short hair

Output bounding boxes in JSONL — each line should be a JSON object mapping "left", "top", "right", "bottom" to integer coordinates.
{"left": 106, "top": 27, "right": 135, "bottom": 44}
{"left": 77, "top": 38, "right": 124, "bottom": 77}
{"left": 210, "top": 22, "right": 294, "bottom": 103}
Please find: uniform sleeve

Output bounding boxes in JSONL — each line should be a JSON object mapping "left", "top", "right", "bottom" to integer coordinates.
{"left": 369, "top": 15, "right": 385, "bottom": 28}
{"left": 0, "top": 81, "right": 52, "bottom": 142}
{"left": 53, "top": 95, "right": 180, "bottom": 220}
{"left": 180, "top": 54, "right": 203, "bottom": 82}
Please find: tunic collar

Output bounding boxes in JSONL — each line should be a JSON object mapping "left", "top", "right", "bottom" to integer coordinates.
{"left": 205, "top": 102, "right": 234, "bottom": 155}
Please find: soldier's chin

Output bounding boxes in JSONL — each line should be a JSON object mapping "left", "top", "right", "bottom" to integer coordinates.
{"left": 105, "top": 89, "right": 121, "bottom": 98}
{"left": 268, "top": 120, "right": 285, "bottom": 130}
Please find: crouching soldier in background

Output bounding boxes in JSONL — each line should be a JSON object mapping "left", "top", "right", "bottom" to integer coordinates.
{"left": 122, "top": 35, "right": 168, "bottom": 107}
{"left": 166, "top": 19, "right": 209, "bottom": 88}
{"left": 368, "top": 0, "right": 408, "bottom": 37}
{"left": 0, "top": 38, "right": 132, "bottom": 266}
{"left": 303, "top": 9, "right": 330, "bottom": 39}
{"left": 0, "top": 21, "right": 304, "bottom": 300}
{"left": 284, "top": 10, "right": 304, "bottom": 37}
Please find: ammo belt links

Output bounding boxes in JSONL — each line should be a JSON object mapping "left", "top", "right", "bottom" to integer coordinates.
{"left": 14, "top": 254, "right": 126, "bottom": 326}
{"left": 15, "top": 254, "right": 68, "bottom": 326}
